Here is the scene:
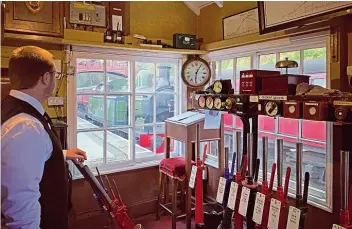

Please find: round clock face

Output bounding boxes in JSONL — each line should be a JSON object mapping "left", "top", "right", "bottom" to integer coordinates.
{"left": 265, "top": 101, "right": 278, "bottom": 116}
{"left": 214, "top": 97, "right": 222, "bottom": 109}
{"left": 213, "top": 81, "right": 222, "bottom": 93}
{"left": 198, "top": 96, "right": 206, "bottom": 108}
{"left": 182, "top": 58, "right": 211, "bottom": 88}
{"left": 205, "top": 96, "right": 214, "bottom": 109}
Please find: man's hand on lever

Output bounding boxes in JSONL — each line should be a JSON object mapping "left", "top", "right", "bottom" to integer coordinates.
{"left": 66, "top": 148, "right": 87, "bottom": 162}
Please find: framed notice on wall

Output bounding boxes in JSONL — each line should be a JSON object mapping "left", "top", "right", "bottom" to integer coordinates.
{"left": 258, "top": 1, "right": 352, "bottom": 34}
{"left": 223, "top": 8, "right": 259, "bottom": 40}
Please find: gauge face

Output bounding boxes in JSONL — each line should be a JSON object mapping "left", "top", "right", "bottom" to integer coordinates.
{"left": 214, "top": 97, "right": 222, "bottom": 109}
{"left": 265, "top": 101, "right": 278, "bottom": 116}
{"left": 288, "top": 105, "right": 296, "bottom": 114}
{"left": 198, "top": 96, "right": 206, "bottom": 108}
{"left": 206, "top": 97, "right": 214, "bottom": 109}
{"left": 225, "top": 98, "right": 235, "bottom": 109}
{"left": 335, "top": 107, "right": 347, "bottom": 120}
{"left": 213, "top": 81, "right": 222, "bottom": 94}
{"left": 309, "top": 107, "right": 317, "bottom": 115}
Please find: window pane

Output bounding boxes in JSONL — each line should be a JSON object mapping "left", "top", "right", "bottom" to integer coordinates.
{"left": 236, "top": 57, "right": 251, "bottom": 92}
{"left": 257, "top": 133, "right": 275, "bottom": 182}
{"left": 76, "top": 58, "right": 104, "bottom": 91}
{"left": 259, "top": 54, "right": 277, "bottom": 71}
{"left": 302, "top": 141, "right": 327, "bottom": 201}
{"left": 155, "top": 124, "right": 166, "bottom": 154}
{"left": 77, "top": 95, "right": 104, "bottom": 130}
{"left": 156, "top": 94, "right": 175, "bottom": 122}
{"left": 224, "top": 113, "right": 233, "bottom": 127}
{"left": 77, "top": 131, "right": 104, "bottom": 166}
{"left": 279, "top": 51, "right": 300, "bottom": 74}
{"left": 235, "top": 116, "right": 243, "bottom": 129}
{"left": 282, "top": 138, "right": 300, "bottom": 191}
{"left": 107, "top": 96, "right": 130, "bottom": 127}
{"left": 304, "top": 47, "right": 327, "bottom": 87}
{"left": 106, "top": 60, "right": 129, "bottom": 92}
{"left": 106, "top": 128, "right": 131, "bottom": 163}
{"left": 135, "top": 94, "right": 154, "bottom": 124}
{"left": 301, "top": 120, "right": 326, "bottom": 141}
{"left": 135, "top": 62, "right": 155, "bottom": 92}
{"left": 136, "top": 125, "right": 154, "bottom": 158}
{"left": 76, "top": 95, "right": 104, "bottom": 130}
{"left": 278, "top": 117, "right": 298, "bottom": 136}
{"left": 220, "top": 59, "right": 233, "bottom": 83}
{"left": 156, "top": 63, "right": 176, "bottom": 90}
{"left": 259, "top": 115, "right": 275, "bottom": 132}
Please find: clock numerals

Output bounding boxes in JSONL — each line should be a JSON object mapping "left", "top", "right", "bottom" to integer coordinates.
{"left": 182, "top": 58, "right": 211, "bottom": 87}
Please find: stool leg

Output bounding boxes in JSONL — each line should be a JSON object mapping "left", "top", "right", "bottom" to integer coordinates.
{"left": 180, "top": 180, "right": 186, "bottom": 213}
{"left": 156, "top": 172, "right": 163, "bottom": 221}
{"left": 163, "top": 174, "right": 168, "bottom": 204}
{"left": 171, "top": 179, "right": 178, "bottom": 229}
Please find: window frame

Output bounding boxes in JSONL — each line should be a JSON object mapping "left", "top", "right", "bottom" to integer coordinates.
{"left": 207, "top": 31, "right": 332, "bottom": 212}
{"left": 67, "top": 49, "right": 184, "bottom": 177}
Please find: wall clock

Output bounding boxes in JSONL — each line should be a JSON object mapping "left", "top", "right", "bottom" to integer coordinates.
{"left": 181, "top": 55, "right": 211, "bottom": 88}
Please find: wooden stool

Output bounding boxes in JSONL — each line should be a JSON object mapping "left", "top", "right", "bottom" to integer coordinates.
{"left": 156, "top": 157, "right": 195, "bottom": 229}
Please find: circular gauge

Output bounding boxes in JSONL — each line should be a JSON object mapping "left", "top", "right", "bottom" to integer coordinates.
{"left": 309, "top": 107, "right": 317, "bottom": 116}
{"left": 225, "top": 98, "right": 235, "bottom": 110}
{"left": 335, "top": 107, "right": 347, "bottom": 121}
{"left": 213, "top": 80, "right": 222, "bottom": 93}
{"left": 288, "top": 105, "right": 296, "bottom": 114}
{"left": 265, "top": 101, "right": 279, "bottom": 116}
{"left": 198, "top": 96, "right": 206, "bottom": 108}
{"left": 214, "top": 97, "right": 223, "bottom": 109}
{"left": 205, "top": 96, "right": 214, "bottom": 109}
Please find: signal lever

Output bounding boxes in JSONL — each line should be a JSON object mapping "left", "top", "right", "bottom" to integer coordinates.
{"left": 276, "top": 139, "right": 291, "bottom": 229}
{"left": 339, "top": 150, "right": 352, "bottom": 229}
{"left": 295, "top": 143, "right": 310, "bottom": 229}
{"left": 71, "top": 159, "right": 142, "bottom": 229}
{"left": 255, "top": 136, "right": 276, "bottom": 229}
{"left": 218, "top": 131, "right": 248, "bottom": 229}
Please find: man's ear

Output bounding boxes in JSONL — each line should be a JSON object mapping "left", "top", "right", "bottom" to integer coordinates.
{"left": 41, "top": 72, "right": 51, "bottom": 86}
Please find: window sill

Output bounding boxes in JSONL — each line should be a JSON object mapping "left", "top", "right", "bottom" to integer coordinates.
{"left": 72, "top": 159, "right": 161, "bottom": 180}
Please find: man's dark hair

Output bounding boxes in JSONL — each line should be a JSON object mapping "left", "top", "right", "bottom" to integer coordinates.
{"left": 8, "top": 46, "right": 54, "bottom": 90}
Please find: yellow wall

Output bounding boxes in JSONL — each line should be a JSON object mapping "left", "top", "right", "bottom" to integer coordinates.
{"left": 1, "top": 46, "right": 67, "bottom": 118}
{"left": 198, "top": 1, "right": 257, "bottom": 44}
{"left": 129, "top": 1, "right": 197, "bottom": 40}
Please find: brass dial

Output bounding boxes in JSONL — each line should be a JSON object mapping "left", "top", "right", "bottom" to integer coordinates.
{"left": 205, "top": 96, "right": 214, "bottom": 109}
{"left": 198, "top": 96, "right": 206, "bottom": 108}
{"left": 214, "top": 97, "right": 223, "bottom": 109}
{"left": 265, "top": 101, "right": 279, "bottom": 116}
{"left": 225, "top": 98, "right": 235, "bottom": 110}
{"left": 213, "top": 80, "right": 222, "bottom": 94}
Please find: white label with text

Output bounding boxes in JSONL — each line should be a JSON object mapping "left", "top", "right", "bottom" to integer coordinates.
{"left": 238, "top": 186, "right": 251, "bottom": 217}
{"left": 332, "top": 224, "right": 347, "bottom": 229}
{"left": 267, "top": 199, "right": 281, "bottom": 229}
{"left": 259, "top": 95, "right": 287, "bottom": 101}
{"left": 189, "top": 165, "right": 197, "bottom": 188}
{"left": 227, "top": 182, "right": 239, "bottom": 210}
{"left": 252, "top": 192, "right": 266, "bottom": 224}
{"left": 286, "top": 206, "right": 301, "bottom": 229}
{"left": 216, "top": 177, "right": 227, "bottom": 204}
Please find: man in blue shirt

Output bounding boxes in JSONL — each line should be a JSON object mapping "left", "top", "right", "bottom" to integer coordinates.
{"left": 1, "top": 46, "right": 87, "bottom": 229}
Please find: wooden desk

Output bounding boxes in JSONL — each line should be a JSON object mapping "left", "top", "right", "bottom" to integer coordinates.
{"left": 165, "top": 112, "right": 224, "bottom": 229}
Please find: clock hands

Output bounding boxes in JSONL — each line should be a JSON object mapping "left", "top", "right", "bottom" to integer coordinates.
{"left": 195, "top": 65, "right": 202, "bottom": 82}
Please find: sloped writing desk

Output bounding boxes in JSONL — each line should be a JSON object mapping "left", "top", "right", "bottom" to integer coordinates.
{"left": 164, "top": 111, "right": 224, "bottom": 229}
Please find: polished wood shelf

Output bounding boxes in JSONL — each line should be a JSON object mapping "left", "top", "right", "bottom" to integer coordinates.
{"left": 3, "top": 32, "right": 209, "bottom": 55}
